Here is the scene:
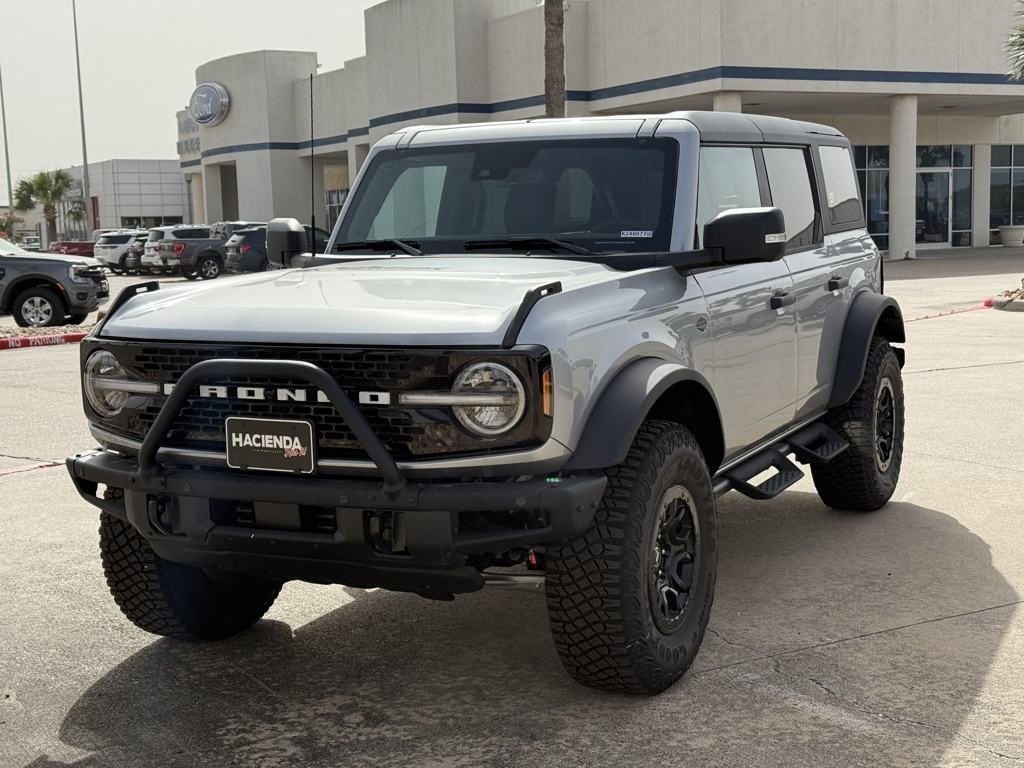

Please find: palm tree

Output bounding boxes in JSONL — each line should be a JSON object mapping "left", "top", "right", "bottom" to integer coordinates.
{"left": 544, "top": 0, "right": 566, "bottom": 118}
{"left": 1009, "top": 2, "right": 1024, "bottom": 80}
{"left": 14, "top": 169, "right": 73, "bottom": 243}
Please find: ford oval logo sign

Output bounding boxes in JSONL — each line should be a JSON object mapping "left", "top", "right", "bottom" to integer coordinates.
{"left": 189, "top": 82, "right": 230, "bottom": 126}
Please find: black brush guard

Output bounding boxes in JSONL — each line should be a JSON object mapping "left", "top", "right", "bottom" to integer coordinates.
{"left": 67, "top": 359, "right": 605, "bottom": 594}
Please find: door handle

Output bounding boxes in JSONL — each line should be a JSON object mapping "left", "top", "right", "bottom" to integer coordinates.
{"left": 770, "top": 290, "right": 797, "bottom": 310}
{"left": 827, "top": 275, "right": 850, "bottom": 291}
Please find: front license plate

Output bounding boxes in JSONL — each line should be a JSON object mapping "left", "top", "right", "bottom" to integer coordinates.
{"left": 225, "top": 417, "right": 316, "bottom": 474}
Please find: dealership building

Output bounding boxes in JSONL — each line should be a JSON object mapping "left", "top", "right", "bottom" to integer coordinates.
{"left": 176, "top": 0, "right": 1024, "bottom": 258}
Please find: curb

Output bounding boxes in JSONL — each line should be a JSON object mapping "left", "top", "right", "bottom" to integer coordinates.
{"left": 0, "top": 332, "right": 89, "bottom": 351}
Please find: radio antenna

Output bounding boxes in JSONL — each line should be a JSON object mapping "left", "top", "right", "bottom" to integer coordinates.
{"left": 309, "top": 73, "right": 315, "bottom": 243}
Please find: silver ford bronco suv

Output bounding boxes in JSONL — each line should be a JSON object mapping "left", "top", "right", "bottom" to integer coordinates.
{"left": 67, "top": 112, "right": 905, "bottom": 695}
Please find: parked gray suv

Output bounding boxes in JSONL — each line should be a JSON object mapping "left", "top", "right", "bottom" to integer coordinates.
{"left": 0, "top": 236, "right": 109, "bottom": 326}
{"left": 67, "top": 113, "right": 905, "bottom": 694}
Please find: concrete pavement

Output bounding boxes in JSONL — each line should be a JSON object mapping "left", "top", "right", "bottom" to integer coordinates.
{"left": 1, "top": 259, "right": 1022, "bottom": 767}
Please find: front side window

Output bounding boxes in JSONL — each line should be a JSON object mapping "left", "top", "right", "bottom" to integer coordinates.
{"left": 818, "top": 145, "right": 862, "bottom": 225}
{"left": 337, "top": 139, "right": 678, "bottom": 254}
{"left": 696, "top": 147, "right": 762, "bottom": 236}
{"left": 763, "top": 147, "right": 818, "bottom": 250}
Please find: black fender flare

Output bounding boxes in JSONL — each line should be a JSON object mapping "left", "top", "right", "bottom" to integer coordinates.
{"left": 564, "top": 358, "right": 724, "bottom": 472}
{"left": 827, "top": 291, "right": 906, "bottom": 409}
{"left": 1, "top": 275, "right": 68, "bottom": 314}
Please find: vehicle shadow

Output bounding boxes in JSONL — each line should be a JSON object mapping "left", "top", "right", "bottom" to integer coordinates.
{"left": 28, "top": 491, "right": 1019, "bottom": 768}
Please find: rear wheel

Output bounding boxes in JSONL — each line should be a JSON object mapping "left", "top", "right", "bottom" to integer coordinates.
{"left": 198, "top": 253, "right": 222, "bottom": 280}
{"left": 99, "top": 491, "right": 281, "bottom": 640}
{"left": 545, "top": 421, "right": 718, "bottom": 694}
{"left": 812, "top": 337, "right": 904, "bottom": 511}
{"left": 13, "top": 287, "right": 64, "bottom": 327}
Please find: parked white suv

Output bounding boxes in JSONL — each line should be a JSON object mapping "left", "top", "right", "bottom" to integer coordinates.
{"left": 141, "top": 225, "right": 210, "bottom": 275}
{"left": 93, "top": 230, "right": 147, "bottom": 274}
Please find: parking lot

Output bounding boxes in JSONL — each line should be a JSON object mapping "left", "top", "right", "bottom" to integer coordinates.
{"left": 1, "top": 252, "right": 1023, "bottom": 767}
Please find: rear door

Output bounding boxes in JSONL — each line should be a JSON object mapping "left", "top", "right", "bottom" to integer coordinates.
{"left": 692, "top": 145, "right": 799, "bottom": 458}
{"left": 761, "top": 145, "right": 837, "bottom": 418}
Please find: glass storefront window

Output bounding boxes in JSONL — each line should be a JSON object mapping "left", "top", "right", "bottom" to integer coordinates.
{"left": 917, "top": 145, "right": 952, "bottom": 168}
{"left": 1012, "top": 169, "right": 1024, "bottom": 225}
{"left": 867, "top": 146, "right": 889, "bottom": 168}
{"left": 990, "top": 168, "right": 1011, "bottom": 229}
{"left": 953, "top": 146, "right": 973, "bottom": 168}
{"left": 992, "top": 145, "right": 1013, "bottom": 167}
{"left": 1013, "top": 146, "right": 1024, "bottom": 167}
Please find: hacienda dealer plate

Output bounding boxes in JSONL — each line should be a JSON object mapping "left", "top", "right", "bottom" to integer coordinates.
{"left": 225, "top": 417, "right": 316, "bottom": 474}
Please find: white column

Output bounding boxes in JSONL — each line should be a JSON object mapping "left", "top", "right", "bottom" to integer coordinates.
{"left": 201, "top": 164, "right": 223, "bottom": 224}
{"left": 713, "top": 91, "right": 742, "bottom": 113}
{"left": 888, "top": 95, "right": 918, "bottom": 261}
{"left": 972, "top": 144, "right": 991, "bottom": 248}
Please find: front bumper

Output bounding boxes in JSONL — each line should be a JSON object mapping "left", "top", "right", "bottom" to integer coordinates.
{"left": 67, "top": 449, "right": 605, "bottom": 594}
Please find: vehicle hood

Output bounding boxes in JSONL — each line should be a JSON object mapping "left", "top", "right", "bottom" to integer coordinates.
{"left": 1, "top": 251, "right": 101, "bottom": 267}
{"left": 100, "top": 256, "right": 620, "bottom": 345}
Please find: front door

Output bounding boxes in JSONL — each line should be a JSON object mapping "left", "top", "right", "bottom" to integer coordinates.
{"left": 916, "top": 170, "right": 951, "bottom": 246}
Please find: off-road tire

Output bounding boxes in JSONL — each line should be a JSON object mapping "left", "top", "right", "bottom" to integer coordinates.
{"left": 13, "top": 286, "right": 64, "bottom": 327}
{"left": 99, "top": 490, "right": 281, "bottom": 640}
{"left": 545, "top": 421, "right": 718, "bottom": 694}
{"left": 812, "top": 337, "right": 904, "bottom": 511}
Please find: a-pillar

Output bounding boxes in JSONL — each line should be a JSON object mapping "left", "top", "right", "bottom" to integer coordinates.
{"left": 888, "top": 95, "right": 918, "bottom": 261}
{"left": 713, "top": 91, "right": 742, "bottom": 113}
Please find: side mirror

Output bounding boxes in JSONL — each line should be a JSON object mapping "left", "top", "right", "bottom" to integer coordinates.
{"left": 266, "top": 218, "right": 308, "bottom": 269}
{"left": 703, "top": 207, "right": 787, "bottom": 265}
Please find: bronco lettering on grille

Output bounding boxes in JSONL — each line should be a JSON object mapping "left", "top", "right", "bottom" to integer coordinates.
{"left": 160, "top": 383, "right": 391, "bottom": 405}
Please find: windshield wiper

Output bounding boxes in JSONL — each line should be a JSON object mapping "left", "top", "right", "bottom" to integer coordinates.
{"left": 463, "top": 237, "right": 591, "bottom": 255}
{"left": 332, "top": 239, "right": 422, "bottom": 256}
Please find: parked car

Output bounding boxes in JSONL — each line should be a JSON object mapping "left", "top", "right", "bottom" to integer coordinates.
{"left": 0, "top": 235, "right": 108, "bottom": 326}
{"left": 224, "top": 225, "right": 329, "bottom": 274}
{"left": 68, "top": 113, "right": 906, "bottom": 695}
{"left": 52, "top": 240, "right": 96, "bottom": 258}
{"left": 141, "top": 225, "right": 212, "bottom": 277}
{"left": 156, "top": 226, "right": 230, "bottom": 280}
{"left": 93, "top": 230, "right": 147, "bottom": 274}
{"left": 21, "top": 236, "right": 41, "bottom": 252}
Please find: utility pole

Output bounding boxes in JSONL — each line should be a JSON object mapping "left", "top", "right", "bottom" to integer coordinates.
{"left": 0, "top": 57, "right": 14, "bottom": 217}
{"left": 543, "top": 0, "right": 566, "bottom": 118}
{"left": 72, "top": 0, "right": 91, "bottom": 232}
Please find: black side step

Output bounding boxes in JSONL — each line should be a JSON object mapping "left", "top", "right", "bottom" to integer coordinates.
{"left": 714, "top": 422, "right": 850, "bottom": 500}
{"left": 720, "top": 450, "right": 804, "bottom": 501}
{"left": 787, "top": 422, "right": 849, "bottom": 464}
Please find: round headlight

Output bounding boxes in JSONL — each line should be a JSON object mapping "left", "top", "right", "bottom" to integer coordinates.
{"left": 452, "top": 362, "right": 526, "bottom": 436}
{"left": 84, "top": 350, "right": 128, "bottom": 418}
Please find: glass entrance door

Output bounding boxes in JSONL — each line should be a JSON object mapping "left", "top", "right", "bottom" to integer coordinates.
{"left": 916, "top": 170, "right": 951, "bottom": 246}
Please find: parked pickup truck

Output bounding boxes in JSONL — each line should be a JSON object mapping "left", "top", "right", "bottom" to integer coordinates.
{"left": 51, "top": 240, "right": 96, "bottom": 258}
{"left": 142, "top": 225, "right": 218, "bottom": 279}
{"left": 67, "top": 112, "right": 905, "bottom": 695}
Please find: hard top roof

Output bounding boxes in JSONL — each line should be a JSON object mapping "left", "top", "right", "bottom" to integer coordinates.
{"left": 388, "top": 111, "right": 845, "bottom": 147}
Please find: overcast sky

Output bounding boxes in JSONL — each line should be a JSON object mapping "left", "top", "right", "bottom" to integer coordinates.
{"left": 0, "top": 0, "right": 382, "bottom": 205}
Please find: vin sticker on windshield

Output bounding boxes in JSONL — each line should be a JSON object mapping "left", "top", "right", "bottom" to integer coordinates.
{"left": 620, "top": 230, "right": 654, "bottom": 238}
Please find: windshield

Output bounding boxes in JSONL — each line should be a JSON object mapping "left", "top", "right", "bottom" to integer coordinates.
{"left": 336, "top": 139, "right": 678, "bottom": 255}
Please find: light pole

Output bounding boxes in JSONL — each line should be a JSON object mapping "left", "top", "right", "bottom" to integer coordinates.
{"left": 72, "top": 0, "right": 90, "bottom": 233}
{"left": 0, "top": 57, "right": 14, "bottom": 219}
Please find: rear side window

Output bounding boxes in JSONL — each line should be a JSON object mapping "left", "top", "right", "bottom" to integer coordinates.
{"left": 97, "top": 234, "right": 132, "bottom": 245}
{"left": 242, "top": 229, "right": 266, "bottom": 242}
{"left": 146, "top": 230, "right": 165, "bottom": 242}
{"left": 818, "top": 145, "right": 862, "bottom": 226}
{"left": 696, "top": 147, "right": 762, "bottom": 235}
{"left": 176, "top": 228, "right": 210, "bottom": 239}
{"left": 763, "top": 148, "right": 819, "bottom": 250}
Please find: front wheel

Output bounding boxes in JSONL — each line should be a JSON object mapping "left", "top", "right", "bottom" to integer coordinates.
{"left": 812, "top": 337, "right": 905, "bottom": 511}
{"left": 99, "top": 497, "right": 281, "bottom": 640}
{"left": 13, "top": 287, "right": 64, "bottom": 327}
{"left": 545, "top": 421, "right": 718, "bottom": 694}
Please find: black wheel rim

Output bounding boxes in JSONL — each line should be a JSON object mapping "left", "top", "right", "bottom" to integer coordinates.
{"left": 648, "top": 485, "right": 700, "bottom": 634}
{"left": 875, "top": 377, "right": 896, "bottom": 472}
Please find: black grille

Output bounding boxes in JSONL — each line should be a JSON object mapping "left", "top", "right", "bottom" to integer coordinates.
{"left": 103, "top": 343, "right": 547, "bottom": 461}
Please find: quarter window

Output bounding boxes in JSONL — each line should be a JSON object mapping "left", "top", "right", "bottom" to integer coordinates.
{"left": 763, "top": 148, "right": 818, "bottom": 250}
{"left": 696, "top": 147, "right": 762, "bottom": 236}
{"left": 818, "top": 145, "right": 862, "bottom": 226}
